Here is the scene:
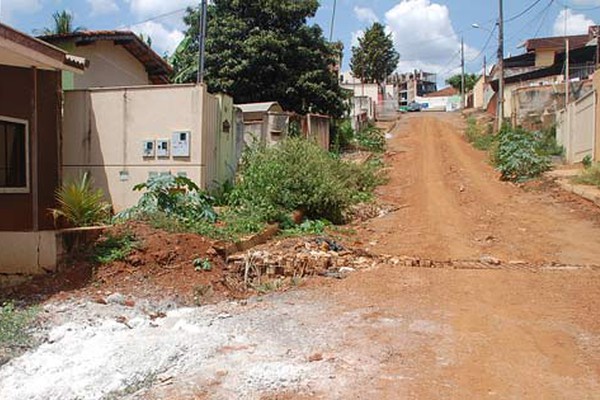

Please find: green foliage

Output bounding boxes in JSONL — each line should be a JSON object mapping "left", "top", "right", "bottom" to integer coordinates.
{"left": 573, "top": 163, "right": 600, "bottom": 187}
{"left": 465, "top": 117, "right": 495, "bottom": 151}
{"left": 92, "top": 232, "right": 138, "bottom": 264}
{"left": 331, "top": 119, "right": 356, "bottom": 153}
{"left": 39, "top": 10, "right": 85, "bottom": 35}
{"left": 171, "top": 1, "right": 347, "bottom": 118}
{"left": 117, "top": 175, "right": 216, "bottom": 224}
{"left": 535, "top": 125, "right": 564, "bottom": 157}
{"left": 493, "top": 125, "right": 552, "bottom": 182}
{"left": 50, "top": 172, "right": 111, "bottom": 227}
{"left": 582, "top": 155, "right": 593, "bottom": 169}
{"left": 350, "top": 22, "right": 399, "bottom": 86}
{"left": 446, "top": 73, "right": 480, "bottom": 92}
{"left": 0, "top": 302, "right": 37, "bottom": 354}
{"left": 230, "top": 138, "right": 381, "bottom": 224}
{"left": 193, "top": 258, "right": 212, "bottom": 272}
{"left": 355, "top": 124, "right": 386, "bottom": 153}
{"left": 280, "top": 219, "right": 331, "bottom": 237}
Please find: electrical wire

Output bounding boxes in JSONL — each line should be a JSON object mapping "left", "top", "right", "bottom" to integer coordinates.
{"left": 555, "top": 0, "right": 600, "bottom": 11}
{"left": 505, "top": 0, "right": 546, "bottom": 23}
{"left": 118, "top": 7, "right": 188, "bottom": 29}
{"left": 469, "top": 25, "right": 497, "bottom": 62}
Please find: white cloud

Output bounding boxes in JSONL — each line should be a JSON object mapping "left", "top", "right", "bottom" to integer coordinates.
{"left": 351, "top": 30, "right": 364, "bottom": 47}
{"left": 553, "top": 9, "right": 595, "bottom": 36}
{"left": 571, "top": 0, "right": 600, "bottom": 4}
{"left": 130, "top": 21, "right": 184, "bottom": 56}
{"left": 384, "top": 0, "right": 476, "bottom": 80}
{"left": 354, "top": 6, "right": 378, "bottom": 24}
{"left": 86, "top": 0, "right": 119, "bottom": 16}
{"left": 126, "top": 0, "right": 197, "bottom": 18}
{"left": 0, "top": 0, "right": 42, "bottom": 22}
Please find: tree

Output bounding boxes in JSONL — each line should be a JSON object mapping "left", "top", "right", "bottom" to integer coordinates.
{"left": 171, "top": 0, "right": 347, "bottom": 118}
{"left": 350, "top": 22, "right": 399, "bottom": 90}
{"left": 446, "top": 73, "right": 480, "bottom": 93}
{"left": 40, "top": 10, "right": 85, "bottom": 35}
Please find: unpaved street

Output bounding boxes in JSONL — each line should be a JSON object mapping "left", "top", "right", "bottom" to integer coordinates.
{"left": 1, "top": 113, "right": 599, "bottom": 399}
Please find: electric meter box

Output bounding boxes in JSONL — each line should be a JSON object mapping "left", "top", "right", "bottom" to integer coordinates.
{"left": 156, "top": 139, "right": 170, "bottom": 157}
{"left": 142, "top": 140, "right": 155, "bottom": 158}
{"left": 171, "top": 131, "right": 190, "bottom": 157}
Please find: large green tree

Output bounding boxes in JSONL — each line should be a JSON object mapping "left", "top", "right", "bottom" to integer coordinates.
{"left": 446, "top": 73, "right": 480, "bottom": 93}
{"left": 39, "top": 10, "right": 85, "bottom": 35}
{"left": 350, "top": 22, "right": 399, "bottom": 88}
{"left": 171, "top": 0, "right": 346, "bottom": 118}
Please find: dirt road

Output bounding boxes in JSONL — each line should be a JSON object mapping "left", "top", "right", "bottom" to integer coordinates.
{"left": 366, "top": 113, "right": 600, "bottom": 264}
{"left": 1, "top": 113, "right": 599, "bottom": 399}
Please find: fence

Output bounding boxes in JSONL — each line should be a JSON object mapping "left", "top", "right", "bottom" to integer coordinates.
{"left": 557, "top": 90, "right": 596, "bottom": 163}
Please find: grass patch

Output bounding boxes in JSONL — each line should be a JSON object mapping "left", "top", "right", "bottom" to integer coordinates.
{"left": 573, "top": 163, "right": 600, "bottom": 188}
{"left": 465, "top": 117, "right": 494, "bottom": 151}
{"left": 92, "top": 232, "right": 139, "bottom": 264}
{"left": 0, "top": 302, "right": 38, "bottom": 364}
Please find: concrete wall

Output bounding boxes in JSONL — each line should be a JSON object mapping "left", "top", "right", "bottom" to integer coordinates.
{"left": 557, "top": 90, "right": 596, "bottom": 163}
{"left": 68, "top": 41, "right": 150, "bottom": 89}
{"left": 62, "top": 84, "right": 234, "bottom": 211}
{"left": 341, "top": 83, "right": 379, "bottom": 106}
{"left": 473, "top": 76, "right": 485, "bottom": 109}
{"left": 594, "top": 73, "right": 600, "bottom": 161}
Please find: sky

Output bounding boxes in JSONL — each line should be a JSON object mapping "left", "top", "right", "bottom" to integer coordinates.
{"left": 2, "top": 0, "right": 600, "bottom": 85}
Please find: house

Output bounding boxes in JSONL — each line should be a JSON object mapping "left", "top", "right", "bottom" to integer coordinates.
{"left": 0, "top": 23, "right": 86, "bottom": 283}
{"left": 340, "top": 71, "right": 399, "bottom": 121}
{"left": 39, "top": 30, "right": 172, "bottom": 89}
{"left": 488, "top": 27, "right": 598, "bottom": 127}
{"left": 397, "top": 70, "right": 437, "bottom": 107}
{"left": 416, "top": 86, "right": 461, "bottom": 112}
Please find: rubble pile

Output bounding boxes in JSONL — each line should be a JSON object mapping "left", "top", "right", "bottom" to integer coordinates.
{"left": 227, "top": 237, "right": 381, "bottom": 281}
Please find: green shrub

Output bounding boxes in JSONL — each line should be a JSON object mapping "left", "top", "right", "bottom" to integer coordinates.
{"left": 50, "top": 172, "right": 111, "bottom": 227}
{"left": 92, "top": 232, "right": 138, "bottom": 264}
{"left": 573, "top": 163, "right": 600, "bottom": 188}
{"left": 536, "top": 125, "right": 564, "bottom": 157}
{"left": 117, "top": 175, "right": 216, "bottom": 224}
{"left": 355, "top": 123, "right": 386, "bottom": 153}
{"left": 331, "top": 119, "right": 355, "bottom": 153}
{"left": 230, "top": 138, "right": 381, "bottom": 224}
{"left": 493, "top": 125, "right": 552, "bottom": 182}
{"left": 465, "top": 117, "right": 495, "bottom": 151}
{"left": 582, "top": 155, "right": 593, "bottom": 169}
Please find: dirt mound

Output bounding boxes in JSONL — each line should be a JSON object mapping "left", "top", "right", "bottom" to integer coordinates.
{"left": 4, "top": 222, "right": 246, "bottom": 306}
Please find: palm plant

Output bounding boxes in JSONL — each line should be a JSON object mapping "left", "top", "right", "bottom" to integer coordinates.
{"left": 50, "top": 173, "right": 111, "bottom": 227}
{"left": 40, "top": 10, "right": 85, "bottom": 35}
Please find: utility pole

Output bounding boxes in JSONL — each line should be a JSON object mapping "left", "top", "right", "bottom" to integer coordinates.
{"left": 461, "top": 36, "right": 465, "bottom": 109}
{"left": 197, "top": 0, "right": 208, "bottom": 84}
{"left": 483, "top": 55, "right": 487, "bottom": 84}
{"left": 565, "top": 6, "right": 571, "bottom": 152}
{"left": 497, "top": 0, "right": 504, "bottom": 130}
{"left": 330, "top": 0, "right": 337, "bottom": 42}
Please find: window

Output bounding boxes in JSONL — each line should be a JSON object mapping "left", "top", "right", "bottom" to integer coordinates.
{"left": 0, "top": 117, "right": 28, "bottom": 193}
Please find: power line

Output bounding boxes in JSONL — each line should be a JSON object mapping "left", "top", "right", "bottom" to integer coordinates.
{"left": 118, "top": 7, "right": 188, "bottom": 29}
{"left": 555, "top": 0, "right": 600, "bottom": 11}
{"left": 505, "top": 0, "right": 545, "bottom": 23}
{"left": 469, "top": 25, "right": 497, "bottom": 62}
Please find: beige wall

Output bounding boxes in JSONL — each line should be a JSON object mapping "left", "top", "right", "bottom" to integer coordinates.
{"left": 535, "top": 49, "right": 556, "bottom": 67}
{"left": 0, "top": 231, "right": 57, "bottom": 276}
{"left": 71, "top": 41, "right": 150, "bottom": 89}
{"left": 63, "top": 84, "right": 232, "bottom": 211}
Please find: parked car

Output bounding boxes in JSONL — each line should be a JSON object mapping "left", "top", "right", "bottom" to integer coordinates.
{"left": 407, "top": 101, "right": 422, "bottom": 112}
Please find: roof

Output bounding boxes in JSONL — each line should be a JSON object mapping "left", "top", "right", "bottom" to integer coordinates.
{"left": 524, "top": 35, "right": 590, "bottom": 52}
{"left": 237, "top": 102, "right": 283, "bottom": 114}
{"left": 0, "top": 23, "right": 86, "bottom": 72}
{"left": 424, "top": 86, "right": 458, "bottom": 98}
{"left": 39, "top": 30, "right": 172, "bottom": 84}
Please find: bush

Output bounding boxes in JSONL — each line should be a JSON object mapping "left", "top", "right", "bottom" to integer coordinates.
{"left": 331, "top": 119, "right": 355, "bottom": 153}
{"left": 465, "top": 117, "right": 494, "bottom": 151}
{"left": 493, "top": 125, "right": 552, "bottom": 182}
{"left": 536, "top": 125, "right": 564, "bottom": 157}
{"left": 116, "top": 175, "right": 216, "bottom": 224}
{"left": 573, "top": 163, "right": 600, "bottom": 188}
{"left": 355, "top": 123, "right": 386, "bottom": 153}
{"left": 50, "top": 172, "right": 111, "bottom": 227}
{"left": 230, "top": 138, "right": 381, "bottom": 224}
{"left": 92, "top": 232, "right": 138, "bottom": 264}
